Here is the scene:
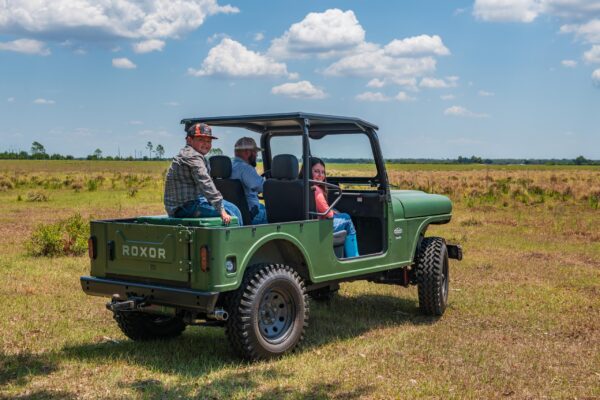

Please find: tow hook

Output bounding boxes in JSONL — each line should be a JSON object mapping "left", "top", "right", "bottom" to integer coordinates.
{"left": 447, "top": 244, "right": 463, "bottom": 261}
{"left": 106, "top": 295, "right": 146, "bottom": 312}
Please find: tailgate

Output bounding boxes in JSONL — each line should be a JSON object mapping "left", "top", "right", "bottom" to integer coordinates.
{"left": 95, "top": 221, "right": 193, "bottom": 283}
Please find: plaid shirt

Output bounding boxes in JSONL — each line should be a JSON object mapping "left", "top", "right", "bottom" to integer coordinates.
{"left": 164, "top": 145, "right": 223, "bottom": 216}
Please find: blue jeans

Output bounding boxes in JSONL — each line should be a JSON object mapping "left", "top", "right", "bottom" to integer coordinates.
{"left": 332, "top": 212, "right": 356, "bottom": 235}
{"left": 175, "top": 196, "right": 243, "bottom": 226}
{"left": 250, "top": 203, "right": 268, "bottom": 225}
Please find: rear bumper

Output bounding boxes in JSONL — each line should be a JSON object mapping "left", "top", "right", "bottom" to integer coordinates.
{"left": 80, "top": 276, "right": 219, "bottom": 312}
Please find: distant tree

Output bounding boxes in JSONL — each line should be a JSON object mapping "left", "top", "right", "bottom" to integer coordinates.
{"left": 155, "top": 144, "right": 165, "bottom": 159}
{"left": 31, "top": 141, "right": 46, "bottom": 158}
{"left": 574, "top": 155, "right": 588, "bottom": 165}
{"left": 93, "top": 148, "right": 103, "bottom": 159}
{"left": 146, "top": 141, "right": 153, "bottom": 159}
{"left": 209, "top": 147, "right": 223, "bottom": 156}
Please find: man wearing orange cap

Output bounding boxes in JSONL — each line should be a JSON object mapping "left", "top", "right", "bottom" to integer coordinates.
{"left": 164, "top": 122, "right": 243, "bottom": 225}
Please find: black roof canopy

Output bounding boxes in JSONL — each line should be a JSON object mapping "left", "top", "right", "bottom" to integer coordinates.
{"left": 181, "top": 112, "right": 378, "bottom": 135}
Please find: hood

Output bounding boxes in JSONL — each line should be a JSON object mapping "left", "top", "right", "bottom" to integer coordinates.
{"left": 391, "top": 190, "right": 452, "bottom": 218}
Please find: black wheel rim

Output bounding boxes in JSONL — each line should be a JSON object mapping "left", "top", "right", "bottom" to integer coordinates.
{"left": 258, "top": 288, "right": 294, "bottom": 344}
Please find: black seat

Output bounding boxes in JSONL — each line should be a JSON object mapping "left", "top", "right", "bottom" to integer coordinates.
{"left": 263, "top": 154, "right": 307, "bottom": 223}
{"left": 209, "top": 155, "right": 251, "bottom": 225}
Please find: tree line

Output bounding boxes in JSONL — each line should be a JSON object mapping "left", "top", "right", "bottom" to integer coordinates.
{"left": 0, "top": 143, "right": 597, "bottom": 165}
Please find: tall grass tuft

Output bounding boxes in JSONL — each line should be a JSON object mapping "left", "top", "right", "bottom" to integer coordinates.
{"left": 27, "top": 214, "right": 89, "bottom": 257}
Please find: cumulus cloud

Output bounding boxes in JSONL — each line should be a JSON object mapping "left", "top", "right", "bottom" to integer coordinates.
{"left": 560, "top": 19, "right": 600, "bottom": 43}
{"left": 112, "top": 57, "right": 136, "bottom": 69}
{"left": 440, "top": 94, "right": 456, "bottom": 100}
{"left": 593, "top": 68, "right": 600, "bottom": 85}
{"left": 0, "top": 38, "right": 50, "bottom": 55}
{"left": 473, "top": 0, "right": 542, "bottom": 22}
{"left": 0, "top": 0, "right": 238, "bottom": 46}
{"left": 133, "top": 39, "right": 165, "bottom": 53}
{"left": 583, "top": 45, "right": 600, "bottom": 63}
{"left": 384, "top": 35, "right": 450, "bottom": 56}
{"left": 254, "top": 32, "right": 265, "bottom": 42}
{"left": 444, "top": 105, "right": 489, "bottom": 118}
{"left": 271, "top": 81, "right": 326, "bottom": 99}
{"left": 189, "top": 38, "right": 293, "bottom": 78}
{"left": 355, "top": 92, "right": 391, "bottom": 102}
{"left": 268, "top": 9, "right": 365, "bottom": 59}
{"left": 561, "top": 59, "right": 578, "bottom": 67}
{"left": 395, "top": 91, "right": 415, "bottom": 101}
{"left": 33, "top": 98, "right": 55, "bottom": 105}
{"left": 367, "top": 78, "right": 385, "bottom": 88}
{"left": 420, "top": 76, "right": 459, "bottom": 89}
{"left": 478, "top": 90, "right": 495, "bottom": 96}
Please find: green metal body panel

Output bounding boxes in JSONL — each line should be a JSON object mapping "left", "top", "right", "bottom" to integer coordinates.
{"left": 88, "top": 191, "right": 452, "bottom": 293}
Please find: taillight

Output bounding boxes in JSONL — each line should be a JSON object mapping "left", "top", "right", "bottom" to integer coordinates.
{"left": 88, "top": 236, "right": 97, "bottom": 259}
{"left": 200, "top": 246, "right": 209, "bottom": 272}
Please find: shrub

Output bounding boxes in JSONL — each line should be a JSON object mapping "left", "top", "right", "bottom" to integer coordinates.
{"left": 27, "top": 214, "right": 89, "bottom": 257}
{"left": 86, "top": 178, "right": 99, "bottom": 192}
{"left": 127, "top": 187, "right": 139, "bottom": 198}
{"left": 26, "top": 191, "right": 49, "bottom": 202}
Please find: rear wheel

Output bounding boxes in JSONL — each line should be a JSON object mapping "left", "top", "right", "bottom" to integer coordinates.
{"left": 113, "top": 311, "right": 186, "bottom": 341}
{"left": 226, "top": 264, "right": 309, "bottom": 360}
{"left": 414, "top": 237, "right": 449, "bottom": 316}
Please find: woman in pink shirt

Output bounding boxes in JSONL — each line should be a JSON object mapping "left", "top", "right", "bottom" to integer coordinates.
{"left": 302, "top": 157, "right": 359, "bottom": 258}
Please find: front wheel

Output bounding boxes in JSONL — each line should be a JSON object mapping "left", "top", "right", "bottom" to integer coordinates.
{"left": 226, "top": 264, "right": 309, "bottom": 360}
{"left": 414, "top": 237, "right": 449, "bottom": 316}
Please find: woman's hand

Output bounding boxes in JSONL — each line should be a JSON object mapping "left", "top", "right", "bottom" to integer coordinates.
{"left": 221, "top": 209, "right": 232, "bottom": 225}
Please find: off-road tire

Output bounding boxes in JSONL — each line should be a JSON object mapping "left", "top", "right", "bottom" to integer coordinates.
{"left": 414, "top": 237, "right": 449, "bottom": 316}
{"left": 113, "top": 311, "right": 186, "bottom": 341}
{"left": 225, "top": 264, "right": 309, "bottom": 360}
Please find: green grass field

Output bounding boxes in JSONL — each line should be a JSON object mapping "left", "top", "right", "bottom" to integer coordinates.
{"left": 0, "top": 160, "right": 599, "bottom": 399}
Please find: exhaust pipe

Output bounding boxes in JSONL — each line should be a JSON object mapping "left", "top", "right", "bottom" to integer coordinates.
{"left": 208, "top": 308, "right": 229, "bottom": 321}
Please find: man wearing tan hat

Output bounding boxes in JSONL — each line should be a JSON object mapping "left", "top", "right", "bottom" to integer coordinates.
{"left": 164, "top": 123, "right": 243, "bottom": 225}
{"left": 231, "top": 137, "right": 267, "bottom": 224}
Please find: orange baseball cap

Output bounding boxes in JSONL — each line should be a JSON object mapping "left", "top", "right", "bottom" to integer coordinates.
{"left": 186, "top": 123, "right": 218, "bottom": 139}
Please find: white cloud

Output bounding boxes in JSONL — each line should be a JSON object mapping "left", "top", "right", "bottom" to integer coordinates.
{"left": 444, "top": 105, "right": 489, "bottom": 118}
{"left": 478, "top": 90, "right": 495, "bottom": 96}
{"left": 324, "top": 46, "right": 437, "bottom": 82}
{"left": 7, "top": 97, "right": 15, "bottom": 102}
{"left": 271, "top": 81, "right": 326, "bottom": 99}
{"left": 384, "top": 35, "right": 450, "bottom": 56}
{"left": 420, "top": 76, "right": 459, "bottom": 88}
{"left": 129, "top": 120, "right": 143, "bottom": 125}
{"left": 0, "top": 38, "right": 50, "bottom": 55}
{"left": 133, "top": 39, "right": 165, "bottom": 53}
{"left": 112, "top": 57, "right": 136, "bottom": 69}
{"left": 473, "top": 0, "right": 542, "bottom": 22}
{"left": 189, "top": 38, "right": 292, "bottom": 78}
{"left": 440, "top": 94, "right": 455, "bottom": 100}
{"left": 593, "top": 68, "right": 600, "bottom": 85}
{"left": 561, "top": 59, "right": 578, "bottom": 67}
{"left": 583, "top": 45, "right": 600, "bottom": 63}
{"left": 395, "top": 91, "right": 415, "bottom": 101}
{"left": 0, "top": 1, "right": 239, "bottom": 42}
{"left": 33, "top": 98, "right": 55, "bottom": 105}
{"left": 207, "top": 33, "right": 229, "bottom": 44}
{"left": 355, "top": 92, "right": 391, "bottom": 102}
{"left": 367, "top": 78, "right": 385, "bottom": 88}
{"left": 560, "top": 19, "right": 600, "bottom": 43}
{"left": 164, "top": 101, "right": 180, "bottom": 106}
{"left": 268, "top": 9, "right": 365, "bottom": 59}
{"left": 254, "top": 32, "right": 265, "bottom": 41}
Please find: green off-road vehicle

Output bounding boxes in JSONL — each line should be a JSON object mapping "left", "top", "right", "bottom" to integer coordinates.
{"left": 81, "top": 112, "right": 462, "bottom": 360}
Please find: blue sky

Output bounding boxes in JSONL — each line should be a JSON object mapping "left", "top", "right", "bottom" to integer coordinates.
{"left": 1, "top": 0, "right": 599, "bottom": 159}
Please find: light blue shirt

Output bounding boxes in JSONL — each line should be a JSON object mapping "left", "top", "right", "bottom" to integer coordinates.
{"left": 231, "top": 157, "right": 264, "bottom": 211}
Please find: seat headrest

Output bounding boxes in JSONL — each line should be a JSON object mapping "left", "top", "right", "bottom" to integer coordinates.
{"left": 271, "top": 154, "right": 299, "bottom": 179}
{"left": 209, "top": 155, "right": 232, "bottom": 179}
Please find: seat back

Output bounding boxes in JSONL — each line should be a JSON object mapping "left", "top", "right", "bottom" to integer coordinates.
{"left": 263, "top": 154, "right": 307, "bottom": 223}
{"left": 209, "top": 155, "right": 251, "bottom": 225}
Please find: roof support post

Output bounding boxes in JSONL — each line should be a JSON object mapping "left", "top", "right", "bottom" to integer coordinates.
{"left": 301, "top": 118, "right": 311, "bottom": 220}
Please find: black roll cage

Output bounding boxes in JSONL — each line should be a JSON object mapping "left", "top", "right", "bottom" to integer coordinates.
{"left": 180, "top": 112, "right": 390, "bottom": 220}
